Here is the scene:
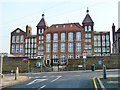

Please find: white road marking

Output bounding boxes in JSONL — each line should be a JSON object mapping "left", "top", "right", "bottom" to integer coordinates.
{"left": 42, "top": 76, "right": 47, "bottom": 78}
{"left": 26, "top": 79, "right": 47, "bottom": 86}
{"left": 31, "top": 76, "right": 41, "bottom": 78}
{"left": 51, "top": 76, "right": 62, "bottom": 82}
{"left": 37, "top": 85, "right": 46, "bottom": 90}
{"left": 31, "top": 76, "right": 47, "bottom": 78}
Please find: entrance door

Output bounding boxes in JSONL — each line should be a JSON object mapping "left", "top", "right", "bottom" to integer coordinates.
{"left": 47, "top": 60, "right": 50, "bottom": 65}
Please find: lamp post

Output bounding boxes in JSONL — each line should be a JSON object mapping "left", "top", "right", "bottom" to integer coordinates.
{"left": 0, "top": 55, "right": 4, "bottom": 88}
{"left": 28, "top": 60, "right": 30, "bottom": 73}
{"left": 83, "top": 49, "right": 87, "bottom": 71}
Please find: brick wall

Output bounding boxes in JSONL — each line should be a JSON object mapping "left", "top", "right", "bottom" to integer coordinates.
{"left": 2, "top": 54, "right": 119, "bottom": 73}
{"left": 64, "top": 54, "right": 120, "bottom": 70}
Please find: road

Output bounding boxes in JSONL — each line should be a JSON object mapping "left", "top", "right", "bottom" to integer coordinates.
{"left": 4, "top": 71, "right": 118, "bottom": 89}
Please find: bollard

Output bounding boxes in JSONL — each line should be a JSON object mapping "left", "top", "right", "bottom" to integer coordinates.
{"left": 103, "top": 65, "right": 106, "bottom": 79}
{"left": 2, "top": 74, "right": 4, "bottom": 79}
{"left": 15, "top": 67, "right": 19, "bottom": 80}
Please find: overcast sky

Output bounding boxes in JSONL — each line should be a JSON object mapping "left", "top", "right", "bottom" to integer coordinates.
{"left": 0, "top": 0, "right": 119, "bottom": 53}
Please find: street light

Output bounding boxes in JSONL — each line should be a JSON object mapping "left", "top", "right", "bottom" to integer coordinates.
{"left": 83, "top": 48, "right": 87, "bottom": 71}
{"left": 0, "top": 55, "right": 4, "bottom": 88}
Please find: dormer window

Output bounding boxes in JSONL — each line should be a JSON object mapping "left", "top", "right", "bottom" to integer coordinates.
{"left": 71, "top": 24, "right": 72, "bottom": 27}
{"left": 88, "top": 26, "right": 91, "bottom": 31}
{"left": 56, "top": 25, "right": 58, "bottom": 28}
{"left": 63, "top": 25, "right": 65, "bottom": 28}
{"left": 85, "top": 26, "right": 87, "bottom": 31}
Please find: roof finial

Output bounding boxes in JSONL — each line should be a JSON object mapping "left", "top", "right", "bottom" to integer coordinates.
{"left": 42, "top": 12, "right": 44, "bottom": 18}
{"left": 86, "top": 7, "right": 89, "bottom": 14}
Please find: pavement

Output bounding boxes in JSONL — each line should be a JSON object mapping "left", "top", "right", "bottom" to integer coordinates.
{"left": 1, "top": 75, "right": 31, "bottom": 88}
{"left": 97, "top": 74, "right": 120, "bottom": 89}
{"left": 20, "top": 69, "right": 120, "bottom": 75}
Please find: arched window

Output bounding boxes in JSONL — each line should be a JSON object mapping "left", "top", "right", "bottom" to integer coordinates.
{"left": 68, "top": 32, "right": 73, "bottom": 41}
{"left": 76, "top": 32, "right": 81, "bottom": 40}
{"left": 88, "top": 26, "right": 91, "bottom": 31}
{"left": 21, "top": 35, "right": 24, "bottom": 43}
{"left": 85, "top": 26, "right": 87, "bottom": 31}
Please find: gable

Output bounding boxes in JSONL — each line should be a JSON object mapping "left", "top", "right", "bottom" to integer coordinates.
{"left": 11, "top": 28, "right": 25, "bottom": 34}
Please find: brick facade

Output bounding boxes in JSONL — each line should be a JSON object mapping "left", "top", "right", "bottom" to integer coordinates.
{"left": 10, "top": 9, "right": 111, "bottom": 65}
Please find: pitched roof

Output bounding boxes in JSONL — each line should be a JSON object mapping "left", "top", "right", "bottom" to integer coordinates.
{"left": 116, "top": 28, "right": 120, "bottom": 33}
{"left": 36, "top": 14, "right": 48, "bottom": 27}
{"left": 82, "top": 14, "right": 94, "bottom": 24}
{"left": 11, "top": 28, "right": 25, "bottom": 34}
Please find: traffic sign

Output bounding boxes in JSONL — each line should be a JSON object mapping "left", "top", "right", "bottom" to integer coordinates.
{"left": 22, "top": 58, "right": 28, "bottom": 62}
{"left": 98, "top": 61, "right": 102, "bottom": 65}
{"left": 1, "top": 55, "right": 4, "bottom": 58}
{"left": 83, "top": 56, "right": 86, "bottom": 59}
{"left": 83, "top": 50, "right": 87, "bottom": 56}
{"left": 36, "top": 60, "right": 42, "bottom": 68}
{"left": 78, "top": 65, "right": 83, "bottom": 67}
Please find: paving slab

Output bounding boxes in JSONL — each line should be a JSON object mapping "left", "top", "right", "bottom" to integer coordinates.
{"left": 1, "top": 75, "right": 31, "bottom": 88}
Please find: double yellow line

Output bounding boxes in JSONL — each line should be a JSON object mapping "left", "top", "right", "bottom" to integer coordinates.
{"left": 93, "top": 76, "right": 98, "bottom": 90}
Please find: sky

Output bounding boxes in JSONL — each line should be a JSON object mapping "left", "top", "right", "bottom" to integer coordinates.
{"left": 0, "top": 0, "right": 119, "bottom": 53}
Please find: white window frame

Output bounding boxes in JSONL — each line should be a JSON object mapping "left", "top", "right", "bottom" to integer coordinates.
{"left": 46, "top": 34, "right": 51, "bottom": 41}
{"left": 89, "top": 34, "right": 91, "bottom": 38}
{"left": 94, "top": 48, "right": 97, "bottom": 52}
{"left": 41, "top": 36, "right": 44, "bottom": 39}
{"left": 39, "top": 36, "right": 41, "bottom": 40}
{"left": 68, "top": 43, "right": 73, "bottom": 52}
{"left": 20, "top": 45, "right": 23, "bottom": 53}
{"left": 68, "top": 55, "right": 74, "bottom": 59}
{"left": 41, "top": 46, "right": 44, "bottom": 50}
{"left": 88, "top": 26, "right": 91, "bottom": 31}
{"left": 21, "top": 35, "right": 24, "bottom": 43}
{"left": 76, "top": 55, "right": 80, "bottom": 59}
{"left": 42, "top": 29, "right": 44, "bottom": 33}
{"left": 53, "top": 55, "right": 58, "bottom": 63}
{"left": 76, "top": 43, "right": 81, "bottom": 52}
{"left": 94, "top": 42, "right": 97, "bottom": 46}
{"left": 61, "top": 33, "right": 65, "bottom": 41}
{"left": 38, "top": 46, "right": 40, "bottom": 50}
{"left": 98, "top": 42, "right": 101, "bottom": 46}
{"left": 102, "top": 42, "right": 105, "bottom": 46}
{"left": 106, "top": 41, "right": 109, "bottom": 46}
{"left": 94, "top": 36, "right": 97, "bottom": 40}
{"left": 98, "top": 48, "right": 101, "bottom": 52}
{"left": 46, "top": 55, "right": 50, "bottom": 59}
{"left": 46, "top": 44, "right": 51, "bottom": 52}
{"left": 102, "top": 48, "right": 105, "bottom": 52}
{"left": 106, "top": 35, "right": 109, "bottom": 40}
{"left": 89, "top": 39, "right": 91, "bottom": 42}
{"left": 85, "top": 26, "right": 87, "bottom": 31}
{"left": 53, "top": 33, "right": 58, "bottom": 41}
{"left": 106, "top": 48, "right": 110, "bottom": 52}
{"left": 98, "top": 35, "right": 100, "bottom": 40}
{"left": 89, "top": 45, "right": 92, "bottom": 49}
{"left": 76, "top": 32, "right": 81, "bottom": 41}
{"left": 12, "top": 45, "right": 15, "bottom": 53}
{"left": 61, "top": 43, "right": 65, "bottom": 52}
{"left": 16, "top": 36, "right": 19, "bottom": 43}
{"left": 53, "top": 43, "right": 58, "bottom": 52}
{"left": 12, "top": 36, "right": 15, "bottom": 43}
{"left": 68, "top": 32, "right": 73, "bottom": 41}
{"left": 16, "top": 45, "right": 19, "bottom": 53}
{"left": 61, "top": 55, "right": 65, "bottom": 63}
{"left": 102, "top": 35, "right": 105, "bottom": 40}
